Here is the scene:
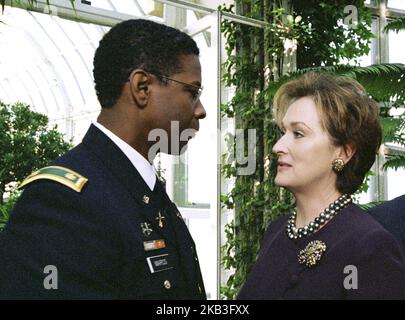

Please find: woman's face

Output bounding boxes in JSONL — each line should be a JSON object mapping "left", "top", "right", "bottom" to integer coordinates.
{"left": 272, "top": 96, "right": 340, "bottom": 194}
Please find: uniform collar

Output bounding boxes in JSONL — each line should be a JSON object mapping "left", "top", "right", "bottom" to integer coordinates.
{"left": 92, "top": 121, "right": 156, "bottom": 191}
{"left": 82, "top": 124, "right": 181, "bottom": 247}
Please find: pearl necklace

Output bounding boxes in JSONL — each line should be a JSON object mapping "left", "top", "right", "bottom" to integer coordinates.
{"left": 286, "top": 194, "right": 352, "bottom": 240}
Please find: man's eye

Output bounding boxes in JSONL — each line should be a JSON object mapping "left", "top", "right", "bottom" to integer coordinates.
{"left": 189, "top": 90, "right": 199, "bottom": 100}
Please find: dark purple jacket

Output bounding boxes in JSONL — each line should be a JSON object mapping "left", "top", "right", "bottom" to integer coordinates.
{"left": 238, "top": 203, "right": 405, "bottom": 300}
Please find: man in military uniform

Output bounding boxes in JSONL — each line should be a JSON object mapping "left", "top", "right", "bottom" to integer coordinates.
{"left": 0, "top": 19, "right": 207, "bottom": 299}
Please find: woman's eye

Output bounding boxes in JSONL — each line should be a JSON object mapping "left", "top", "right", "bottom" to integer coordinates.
{"left": 293, "top": 131, "right": 304, "bottom": 138}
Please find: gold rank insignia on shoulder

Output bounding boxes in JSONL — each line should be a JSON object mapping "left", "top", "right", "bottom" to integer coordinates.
{"left": 143, "top": 239, "right": 166, "bottom": 251}
{"left": 18, "top": 166, "right": 88, "bottom": 193}
{"left": 298, "top": 240, "right": 327, "bottom": 268}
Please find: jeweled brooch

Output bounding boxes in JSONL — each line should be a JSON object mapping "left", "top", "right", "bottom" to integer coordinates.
{"left": 298, "top": 240, "right": 327, "bottom": 267}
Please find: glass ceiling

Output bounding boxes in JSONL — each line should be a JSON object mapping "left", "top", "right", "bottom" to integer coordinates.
{"left": 0, "top": 6, "right": 106, "bottom": 134}
{"left": 0, "top": 0, "right": 230, "bottom": 139}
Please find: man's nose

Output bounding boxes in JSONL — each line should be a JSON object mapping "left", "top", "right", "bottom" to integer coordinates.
{"left": 195, "top": 100, "right": 207, "bottom": 119}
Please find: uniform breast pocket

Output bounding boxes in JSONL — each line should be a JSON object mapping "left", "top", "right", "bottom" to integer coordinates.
{"left": 139, "top": 253, "right": 183, "bottom": 299}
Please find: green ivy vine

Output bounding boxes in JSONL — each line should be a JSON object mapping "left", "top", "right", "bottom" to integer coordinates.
{"left": 220, "top": 0, "right": 375, "bottom": 300}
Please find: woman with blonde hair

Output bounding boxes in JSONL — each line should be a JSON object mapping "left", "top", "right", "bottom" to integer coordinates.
{"left": 238, "top": 72, "right": 405, "bottom": 299}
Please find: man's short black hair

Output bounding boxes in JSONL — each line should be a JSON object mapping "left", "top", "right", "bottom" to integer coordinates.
{"left": 93, "top": 19, "right": 200, "bottom": 108}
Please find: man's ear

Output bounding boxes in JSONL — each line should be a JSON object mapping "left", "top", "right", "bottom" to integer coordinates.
{"left": 128, "top": 69, "right": 150, "bottom": 108}
{"left": 337, "top": 143, "right": 356, "bottom": 164}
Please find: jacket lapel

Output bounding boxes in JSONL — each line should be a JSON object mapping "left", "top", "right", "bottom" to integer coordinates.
{"left": 81, "top": 125, "right": 178, "bottom": 245}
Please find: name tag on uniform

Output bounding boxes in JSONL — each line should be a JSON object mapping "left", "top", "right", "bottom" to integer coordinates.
{"left": 146, "top": 254, "right": 173, "bottom": 273}
{"left": 143, "top": 239, "right": 166, "bottom": 251}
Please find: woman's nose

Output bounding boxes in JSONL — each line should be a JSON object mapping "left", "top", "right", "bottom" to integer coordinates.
{"left": 272, "top": 134, "right": 287, "bottom": 155}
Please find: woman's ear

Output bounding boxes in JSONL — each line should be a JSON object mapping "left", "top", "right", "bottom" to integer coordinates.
{"left": 337, "top": 143, "right": 356, "bottom": 163}
{"left": 128, "top": 69, "right": 150, "bottom": 108}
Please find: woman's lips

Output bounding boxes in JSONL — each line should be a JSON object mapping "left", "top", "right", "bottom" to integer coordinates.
{"left": 277, "top": 161, "right": 292, "bottom": 169}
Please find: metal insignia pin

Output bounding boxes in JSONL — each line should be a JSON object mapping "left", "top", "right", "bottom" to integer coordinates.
{"left": 142, "top": 195, "right": 150, "bottom": 204}
{"left": 156, "top": 212, "right": 165, "bottom": 228}
{"left": 141, "top": 222, "right": 153, "bottom": 236}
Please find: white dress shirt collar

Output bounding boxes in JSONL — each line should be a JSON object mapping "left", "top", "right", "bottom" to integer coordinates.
{"left": 92, "top": 121, "right": 156, "bottom": 191}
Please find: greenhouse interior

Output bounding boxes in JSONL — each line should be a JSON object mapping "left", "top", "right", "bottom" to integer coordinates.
{"left": 0, "top": 0, "right": 404, "bottom": 300}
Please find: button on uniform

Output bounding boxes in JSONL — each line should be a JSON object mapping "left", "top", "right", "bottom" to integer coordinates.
{"left": 163, "top": 280, "right": 171, "bottom": 290}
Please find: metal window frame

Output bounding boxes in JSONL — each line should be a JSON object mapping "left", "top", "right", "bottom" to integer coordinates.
{"left": 366, "top": 0, "right": 405, "bottom": 201}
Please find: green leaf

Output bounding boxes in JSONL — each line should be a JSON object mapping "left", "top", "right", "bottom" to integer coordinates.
{"left": 266, "top": 63, "right": 405, "bottom": 105}
{"left": 383, "top": 153, "right": 405, "bottom": 171}
{"left": 359, "top": 201, "right": 385, "bottom": 210}
{"left": 384, "top": 17, "right": 405, "bottom": 33}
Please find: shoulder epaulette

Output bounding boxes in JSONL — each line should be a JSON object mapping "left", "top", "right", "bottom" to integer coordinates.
{"left": 19, "top": 166, "right": 88, "bottom": 193}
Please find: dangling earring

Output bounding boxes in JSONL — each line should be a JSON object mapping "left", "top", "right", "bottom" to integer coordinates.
{"left": 332, "top": 158, "right": 345, "bottom": 173}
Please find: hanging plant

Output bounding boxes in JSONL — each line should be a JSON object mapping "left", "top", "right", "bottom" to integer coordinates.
{"left": 219, "top": 0, "right": 302, "bottom": 299}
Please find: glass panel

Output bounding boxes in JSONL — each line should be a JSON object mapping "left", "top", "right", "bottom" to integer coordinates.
{"left": 89, "top": 0, "right": 151, "bottom": 17}
{"left": 0, "top": 6, "right": 106, "bottom": 140}
{"left": 356, "top": 183, "right": 373, "bottom": 204}
{"left": 387, "top": 0, "right": 405, "bottom": 10}
{"left": 386, "top": 167, "right": 405, "bottom": 199}
{"left": 387, "top": 29, "right": 405, "bottom": 158}
{"left": 0, "top": 8, "right": 60, "bottom": 114}
{"left": 172, "top": 17, "right": 218, "bottom": 299}
{"left": 71, "top": 117, "right": 96, "bottom": 144}
{"left": 8, "top": 75, "right": 34, "bottom": 107}
{"left": 84, "top": 0, "right": 114, "bottom": 11}
{"left": 187, "top": 8, "right": 198, "bottom": 25}
{"left": 30, "top": 65, "right": 54, "bottom": 114}
{"left": 185, "top": 31, "right": 214, "bottom": 207}
{"left": 389, "top": 30, "right": 405, "bottom": 63}
{"left": 22, "top": 70, "right": 47, "bottom": 114}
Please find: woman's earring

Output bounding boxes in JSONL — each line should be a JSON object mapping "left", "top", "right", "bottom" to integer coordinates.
{"left": 332, "top": 158, "right": 345, "bottom": 173}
